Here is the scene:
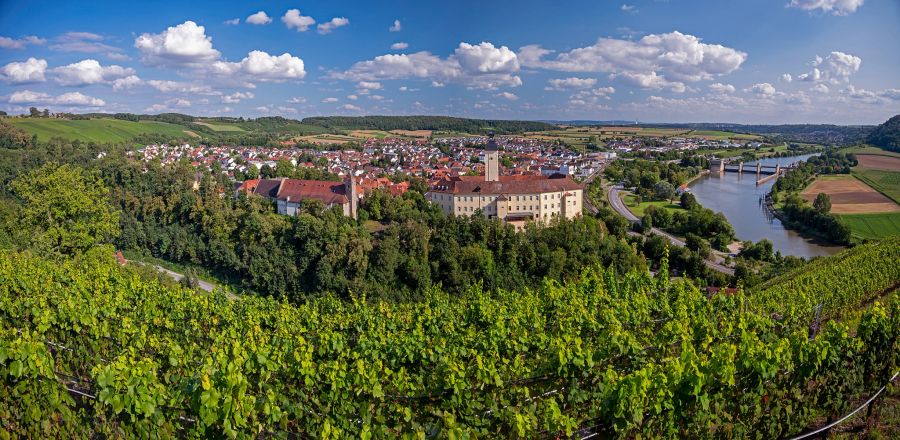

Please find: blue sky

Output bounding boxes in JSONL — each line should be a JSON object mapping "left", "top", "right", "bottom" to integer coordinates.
{"left": 1, "top": 0, "right": 898, "bottom": 124}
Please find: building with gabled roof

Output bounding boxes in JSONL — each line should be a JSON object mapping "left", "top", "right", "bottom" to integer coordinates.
{"left": 427, "top": 133, "right": 583, "bottom": 230}
{"left": 235, "top": 177, "right": 359, "bottom": 219}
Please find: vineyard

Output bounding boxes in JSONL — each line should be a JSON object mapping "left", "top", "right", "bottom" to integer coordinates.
{"left": 0, "top": 241, "right": 898, "bottom": 438}
{"left": 754, "top": 237, "right": 900, "bottom": 326}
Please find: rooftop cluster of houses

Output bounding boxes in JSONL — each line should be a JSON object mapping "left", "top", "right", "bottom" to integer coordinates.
{"left": 133, "top": 135, "right": 621, "bottom": 224}
{"left": 134, "top": 134, "right": 615, "bottom": 189}
{"left": 605, "top": 136, "right": 762, "bottom": 154}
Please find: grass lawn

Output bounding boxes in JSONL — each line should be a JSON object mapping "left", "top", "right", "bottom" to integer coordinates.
{"left": 7, "top": 118, "right": 192, "bottom": 142}
{"left": 852, "top": 169, "right": 900, "bottom": 204}
{"left": 621, "top": 192, "right": 684, "bottom": 217}
{"left": 838, "top": 212, "right": 900, "bottom": 242}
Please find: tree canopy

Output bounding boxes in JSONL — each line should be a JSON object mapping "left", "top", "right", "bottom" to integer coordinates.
{"left": 11, "top": 163, "right": 120, "bottom": 255}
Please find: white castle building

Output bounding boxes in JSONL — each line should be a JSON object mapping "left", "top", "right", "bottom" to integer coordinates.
{"left": 427, "top": 133, "right": 584, "bottom": 229}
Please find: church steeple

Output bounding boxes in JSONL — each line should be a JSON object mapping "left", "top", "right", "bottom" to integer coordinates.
{"left": 485, "top": 131, "right": 499, "bottom": 182}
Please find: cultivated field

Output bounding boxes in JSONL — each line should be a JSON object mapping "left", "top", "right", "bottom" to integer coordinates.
{"left": 843, "top": 145, "right": 900, "bottom": 159}
{"left": 349, "top": 130, "right": 389, "bottom": 139}
{"left": 523, "top": 126, "right": 761, "bottom": 147}
{"left": 855, "top": 154, "right": 900, "bottom": 171}
{"left": 193, "top": 121, "right": 246, "bottom": 132}
{"left": 801, "top": 175, "right": 899, "bottom": 214}
{"left": 389, "top": 129, "right": 432, "bottom": 137}
{"left": 294, "top": 134, "right": 361, "bottom": 145}
{"left": 839, "top": 212, "right": 900, "bottom": 241}
{"left": 6, "top": 118, "right": 192, "bottom": 142}
{"left": 853, "top": 169, "right": 900, "bottom": 205}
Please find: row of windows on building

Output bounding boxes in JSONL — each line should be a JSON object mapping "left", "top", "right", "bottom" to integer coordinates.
{"left": 457, "top": 203, "right": 564, "bottom": 213}
{"left": 434, "top": 193, "right": 566, "bottom": 202}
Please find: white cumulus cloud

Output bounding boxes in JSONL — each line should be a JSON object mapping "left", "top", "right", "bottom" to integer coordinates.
{"left": 519, "top": 31, "right": 746, "bottom": 90}
{"left": 795, "top": 51, "right": 861, "bottom": 83}
{"left": 497, "top": 92, "right": 518, "bottom": 100}
{"left": 134, "top": 21, "right": 220, "bottom": 66}
{"left": 746, "top": 82, "right": 778, "bottom": 97}
{"left": 246, "top": 11, "right": 272, "bottom": 25}
{"left": 51, "top": 59, "right": 135, "bottom": 86}
{"left": 391, "top": 42, "right": 409, "bottom": 50}
{"left": 9, "top": 90, "right": 105, "bottom": 107}
{"left": 282, "top": 9, "right": 316, "bottom": 32}
{"left": 223, "top": 18, "right": 240, "bottom": 26}
{"left": 389, "top": 19, "right": 402, "bottom": 32}
{"left": 317, "top": 17, "right": 349, "bottom": 35}
{"left": 0, "top": 35, "right": 45, "bottom": 50}
{"left": 455, "top": 42, "right": 519, "bottom": 74}
{"left": 166, "top": 98, "right": 191, "bottom": 108}
{"left": 146, "top": 80, "right": 218, "bottom": 95}
{"left": 222, "top": 91, "right": 254, "bottom": 103}
{"left": 0, "top": 58, "right": 47, "bottom": 83}
{"left": 334, "top": 41, "right": 523, "bottom": 90}
{"left": 545, "top": 77, "right": 597, "bottom": 90}
{"left": 112, "top": 75, "right": 143, "bottom": 91}
{"left": 212, "top": 50, "right": 306, "bottom": 81}
{"left": 787, "top": 0, "right": 864, "bottom": 16}
{"left": 357, "top": 81, "right": 382, "bottom": 90}
{"left": 709, "top": 82, "right": 736, "bottom": 94}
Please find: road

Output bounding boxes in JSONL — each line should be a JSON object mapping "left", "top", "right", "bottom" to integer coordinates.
{"left": 153, "top": 265, "right": 217, "bottom": 293}
{"left": 606, "top": 185, "right": 735, "bottom": 276}
{"left": 581, "top": 167, "right": 605, "bottom": 215}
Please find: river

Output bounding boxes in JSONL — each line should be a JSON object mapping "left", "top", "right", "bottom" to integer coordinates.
{"left": 687, "top": 154, "right": 845, "bottom": 259}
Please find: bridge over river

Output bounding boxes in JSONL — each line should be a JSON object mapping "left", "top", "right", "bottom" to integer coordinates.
{"left": 708, "top": 158, "right": 800, "bottom": 185}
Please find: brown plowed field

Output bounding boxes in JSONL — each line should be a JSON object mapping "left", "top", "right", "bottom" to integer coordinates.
{"left": 856, "top": 154, "right": 900, "bottom": 171}
{"left": 802, "top": 175, "right": 900, "bottom": 214}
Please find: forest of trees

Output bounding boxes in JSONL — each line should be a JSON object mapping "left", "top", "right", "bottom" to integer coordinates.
{"left": 642, "top": 193, "right": 736, "bottom": 251}
{"left": 867, "top": 114, "right": 900, "bottom": 152}
{"left": 0, "top": 126, "right": 669, "bottom": 303}
{"left": 603, "top": 158, "right": 702, "bottom": 199}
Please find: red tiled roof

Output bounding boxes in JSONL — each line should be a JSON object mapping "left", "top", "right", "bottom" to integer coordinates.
{"left": 276, "top": 179, "right": 349, "bottom": 206}
{"left": 431, "top": 174, "right": 582, "bottom": 195}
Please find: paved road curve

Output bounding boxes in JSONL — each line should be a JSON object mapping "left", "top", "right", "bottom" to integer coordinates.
{"left": 153, "top": 265, "right": 217, "bottom": 293}
{"left": 607, "top": 185, "right": 735, "bottom": 277}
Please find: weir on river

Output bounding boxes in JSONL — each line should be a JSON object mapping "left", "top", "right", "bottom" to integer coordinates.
{"left": 688, "top": 154, "right": 844, "bottom": 259}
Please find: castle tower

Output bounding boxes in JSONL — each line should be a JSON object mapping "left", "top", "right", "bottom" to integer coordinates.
{"left": 485, "top": 132, "right": 499, "bottom": 182}
{"left": 347, "top": 177, "right": 358, "bottom": 219}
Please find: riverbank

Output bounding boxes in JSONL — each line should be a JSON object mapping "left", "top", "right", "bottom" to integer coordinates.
{"left": 686, "top": 153, "right": 844, "bottom": 259}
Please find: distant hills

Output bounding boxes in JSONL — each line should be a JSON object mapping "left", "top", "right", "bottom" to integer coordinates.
{"left": 0, "top": 113, "right": 558, "bottom": 144}
{"left": 2, "top": 112, "right": 897, "bottom": 147}
{"left": 867, "top": 114, "right": 900, "bottom": 152}
{"left": 535, "top": 120, "right": 878, "bottom": 145}
{"left": 538, "top": 119, "right": 639, "bottom": 126}
{"left": 300, "top": 115, "right": 556, "bottom": 133}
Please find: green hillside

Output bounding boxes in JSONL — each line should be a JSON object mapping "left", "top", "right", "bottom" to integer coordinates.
{"left": 0, "top": 244, "right": 897, "bottom": 437}
{"left": 868, "top": 114, "right": 900, "bottom": 153}
{"left": 5, "top": 118, "right": 193, "bottom": 143}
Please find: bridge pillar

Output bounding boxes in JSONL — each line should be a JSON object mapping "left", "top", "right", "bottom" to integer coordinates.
{"left": 756, "top": 163, "right": 761, "bottom": 174}
{"left": 738, "top": 162, "right": 743, "bottom": 174}
{"left": 775, "top": 164, "right": 781, "bottom": 175}
{"left": 709, "top": 159, "right": 725, "bottom": 173}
